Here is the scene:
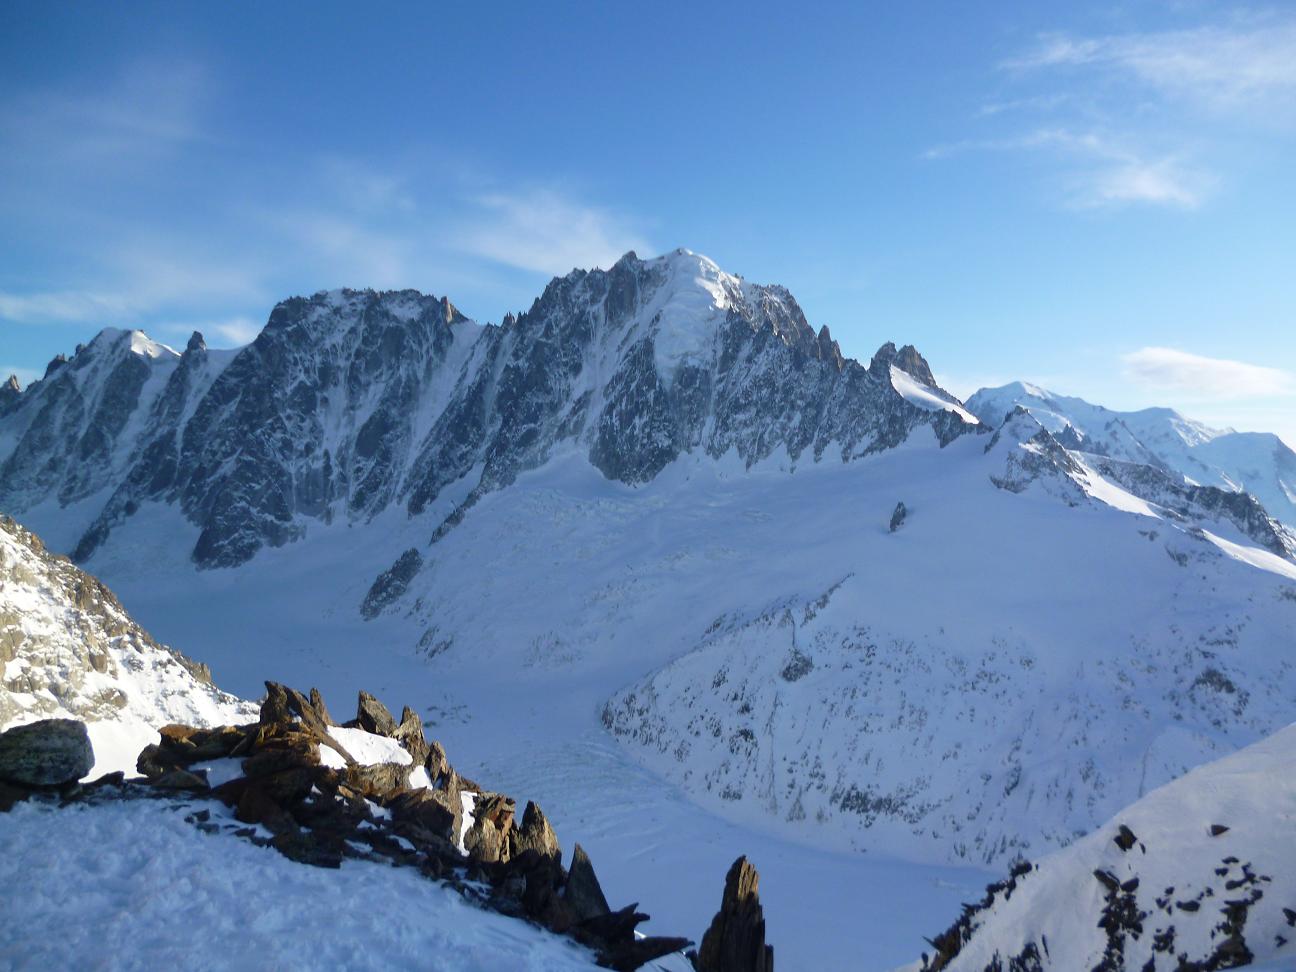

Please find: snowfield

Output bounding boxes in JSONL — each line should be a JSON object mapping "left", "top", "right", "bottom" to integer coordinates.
{"left": 3, "top": 250, "right": 1295, "bottom": 969}
{"left": 9, "top": 420, "right": 1289, "bottom": 967}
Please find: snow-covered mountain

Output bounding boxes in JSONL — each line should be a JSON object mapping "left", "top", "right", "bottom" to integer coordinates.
{"left": 911, "top": 721, "right": 1296, "bottom": 971}
{"left": 0, "top": 249, "right": 970, "bottom": 570}
{"left": 966, "top": 382, "right": 1296, "bottom": 531}
{"left": 0, "top": 513, "right": 255, "bottom": 776}
{"left": 2, "top": 249, "right": 1294, "bottom": 891}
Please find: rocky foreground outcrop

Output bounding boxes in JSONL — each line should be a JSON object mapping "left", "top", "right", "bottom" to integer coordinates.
{"left": 0, "top": 682, "right": 774, "bottom": 972}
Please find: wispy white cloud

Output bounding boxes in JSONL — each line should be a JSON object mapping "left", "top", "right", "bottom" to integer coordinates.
{"left": 0, "top": 290, "right": 133, "bottom": 323}
{"left": 1121, "top": 346, "right": 1294, "bottom": 398}
{"left": 0, "top": 60, "right": 211, "bottom": 169}
{"left": 926, "top": 128, "right": 1210, "bottom": 208}
{"left": 935, "top": 13, "right": 1296, "bottom": 211}
{"left": 459, "top": 189, "right": 652, "bottom": 276}
{"left": 1008, "top": 21, "right": 1296, "bottom": 113}
{"left": 194, "top": 317, "right": 262, "bottom": 347}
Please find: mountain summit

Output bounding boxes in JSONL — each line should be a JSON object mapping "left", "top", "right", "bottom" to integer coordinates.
{"left": 0, "top": 250, "right": 973, "bottom": 568}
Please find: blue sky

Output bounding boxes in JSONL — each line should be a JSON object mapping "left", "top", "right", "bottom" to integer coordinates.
{"left": 2, "top": 1, "right": 1294, "bottom": 445}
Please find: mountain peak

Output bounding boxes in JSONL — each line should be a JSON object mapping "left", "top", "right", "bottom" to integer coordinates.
{"left": 869, "top": 341, "right": 937, "bottom": 388}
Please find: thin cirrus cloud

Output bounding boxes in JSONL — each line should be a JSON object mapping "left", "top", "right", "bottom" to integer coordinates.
{"left": 930, "top": 14, "right": 1296, "bottom": 210}
{"left": 459, "top": 190, "right": 653, "bottom": 277}
{"left": 1121, "top": 347, "right": 1294, "bottom": 399}
{"left": 924, "top": 129, "right": 1210, "bottom": 208}
{"left": 1008, "top": 21, "right": 1296, "bottom": 113}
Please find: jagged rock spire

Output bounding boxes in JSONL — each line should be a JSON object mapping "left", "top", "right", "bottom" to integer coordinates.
{"left": 695, "top": 856, "right": 773, "bottom": 972}
{"left": 0, "top": 374, "right": 20, "bottom": 411}
{"left": 870, "top": 341, "right": 938, "bottom": 388}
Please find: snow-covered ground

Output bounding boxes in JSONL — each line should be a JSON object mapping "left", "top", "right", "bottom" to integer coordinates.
{"left": 0, "top": 797, "right": 608, "bottom": 971}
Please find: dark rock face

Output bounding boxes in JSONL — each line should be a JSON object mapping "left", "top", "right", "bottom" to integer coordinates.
{"left": 695, "top": 856, "right": 773, "bottom": 972}
{"left": 890, "top": 501, "right": 908, "bottom": 532}
{"left": 360, "top": 548, "right": 423, "bottom": 619}
{"left": 1088, "top": 454, "right": 1296, "bottom": 559}
{"left": 0, "top": 719, "right": 93, "bottom": 786}
{"left": 0, "top": 252, "right": 975, "bottom": 572}
{"left": 565, "top": 843, "right": 613, "bottom": 922}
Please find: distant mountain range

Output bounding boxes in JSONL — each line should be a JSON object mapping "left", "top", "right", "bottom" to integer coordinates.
{"left": 2, "top": 249, "right": 1294, "bottom": 874}
{"left": 966, "top": 382, "right": 1296, "bottom": 530}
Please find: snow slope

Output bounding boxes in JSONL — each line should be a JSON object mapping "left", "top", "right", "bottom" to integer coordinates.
{"left": 51, "top": 416, "right": 1296, "bottom": 867}
{"left": 909, "top": 722, "right": 1296, "bottom": 971}
{"left": 0, "top": 798, "right": 607, "bottom": 972}
{"left": 966, "top": 381, "right": 1296, "bottom": 529}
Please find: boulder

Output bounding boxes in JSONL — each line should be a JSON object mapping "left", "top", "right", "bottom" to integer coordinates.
{"left": 0, "top": 719, "right": 93, "bottom": 786}
{"left": 356, "top": 691, "right": 397, "bottom": 736}
{"left": 695, "top": 856, "right": 774, "bottom": 972}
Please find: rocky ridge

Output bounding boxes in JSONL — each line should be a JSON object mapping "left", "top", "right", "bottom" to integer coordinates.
{"left": 966, "top": 382, "right": 1296, "bottom": 532}
{"left": 0, "top": 250, "right": 976, "bottom": 570}
{"left": 0, "top": 513, "right": 255, "bottom": 750}
{"left": 0, "top": 683, "right": 773, "bottom": 972}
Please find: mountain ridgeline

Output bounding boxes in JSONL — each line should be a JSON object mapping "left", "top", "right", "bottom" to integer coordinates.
{"left": 0, "top": 250, "right": 971, "bottom": 569}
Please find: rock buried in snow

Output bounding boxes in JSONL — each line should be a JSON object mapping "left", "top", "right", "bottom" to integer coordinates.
{"left": 889, "top": 501, "right": 907, "bottom": 532}
{"left": 695, "top": 856, "right": 774, "bottom": 972}
{"left": 0, "top": 718, "right": 93, "bottom": 786}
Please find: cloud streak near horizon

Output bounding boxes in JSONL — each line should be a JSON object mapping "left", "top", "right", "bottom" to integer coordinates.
{"left": 1121, "top": 347, "right": 1294, "bottom": 400}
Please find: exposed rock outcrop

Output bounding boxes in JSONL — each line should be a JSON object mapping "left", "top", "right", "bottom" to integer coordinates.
{"left": 694, "top": 856, "right": 773, "bottom": 972}
{"left": 9, "top": 680, "right": 723, "bottom": 972}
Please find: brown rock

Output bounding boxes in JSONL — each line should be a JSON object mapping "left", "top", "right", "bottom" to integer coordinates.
{"left": 356, "top": 691, "right": 397, "bottom": 736}
{"left": 236, "top": 782, "right": 296, "bottom": 835}
{"left": 394, "top": 706, "right": 431, "bottom": 767}
{"left": 696, "top": 856, "right": 773, "bottom": 972}
{"left": 309, "top": 688, "right": 335, "bottom": 726}
{"left": 150, "top": 768, "right": 210, "bottom": 790}
{"left": 600, "top": 936, "right": 692, "bottom": 971}
{"left": 343, "top": 761, "right": 411, "bottom": 800}
{"left": 510, "top": 801, "right": 562, "bottom": 864}
{"left": 425, "top": 740, "right": 450, "bottom": 784}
